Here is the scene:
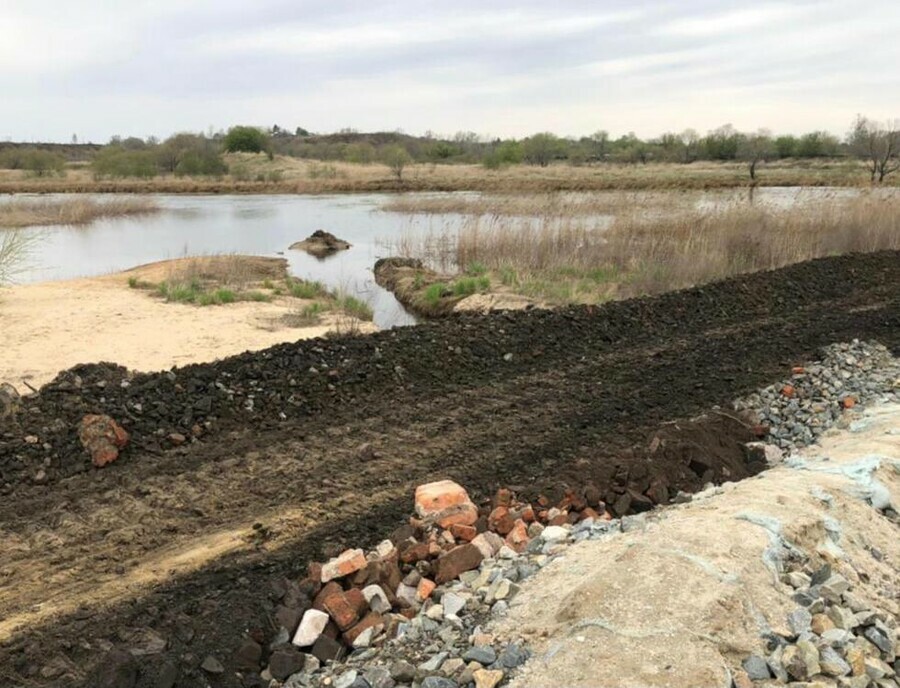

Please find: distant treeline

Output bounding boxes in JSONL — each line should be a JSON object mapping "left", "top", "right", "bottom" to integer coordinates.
{"left": 1, "top": 116, "right": 897, "bottom": 182}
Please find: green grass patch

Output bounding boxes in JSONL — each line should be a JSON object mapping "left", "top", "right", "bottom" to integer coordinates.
{"left": 451, "top": 276, "right": 491, "bottom": 296}
{"left": 464, "top": 261, "right": 487, "bottom": 276}
{"left": 424, "top": 283, "right": 447, "bottom": 305}
{"left": 337, "top": 294, "right": 374, "bottom": 321}
{"left": 499, "top": 266, "right": 518, "bottom": 286}
{"left": 288, "top": 279, "right": 327, "bottom": 299}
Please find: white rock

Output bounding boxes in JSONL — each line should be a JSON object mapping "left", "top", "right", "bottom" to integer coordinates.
{"left": 442, "top": 592, "right": 467, "bottom": 617}
{"left": 540, "top": 526, "right": 569, "bottom": 542}
{"left": 396, "top": 583, "right": 419, "bottom": 608}
{"left": 425, "top": 604, "right": 445, "bottom": 620}
{"left": 375, "top": 539, "right": 396, "bottom": 559}
{"left": 292, "top": 609, "right": 329, "bottom": 647}
{"left": 362, "top": 584, "right": 391, "bottom": 614}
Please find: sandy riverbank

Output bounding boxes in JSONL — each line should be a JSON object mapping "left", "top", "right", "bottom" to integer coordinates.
{"left": 0, "top": 263, "right": 375, "bottom": 392}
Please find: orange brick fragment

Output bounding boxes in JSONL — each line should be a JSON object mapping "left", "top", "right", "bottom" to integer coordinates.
{"left": 417, "top": 578, "right": 436, "bottom": 601}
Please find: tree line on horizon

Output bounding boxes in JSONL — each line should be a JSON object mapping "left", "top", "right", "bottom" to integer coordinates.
{"left": 1, "top": 116, "right": 897, "bottom": 182}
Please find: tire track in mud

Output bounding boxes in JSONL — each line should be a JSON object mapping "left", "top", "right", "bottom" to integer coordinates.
{"left": 0, "top": 251, "right": 897, "bottom": 686}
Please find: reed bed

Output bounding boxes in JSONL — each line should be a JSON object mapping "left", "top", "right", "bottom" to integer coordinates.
{"left": 0, "top": 157, "right": 893, "bottom": 195}
{"left": 0, "top": 197, "right": 159, "bottom": 228}
{"left": 389, "top": 195, "right": 900, "bottom": 304}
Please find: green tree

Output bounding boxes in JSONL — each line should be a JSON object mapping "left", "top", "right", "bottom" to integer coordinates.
{"left": 522, "top": 132, "right": 564, "bottom": 167}
{"left": 92, "top": 147, "right": 157, "bottom": 178}
{"left": 223, "top": 126, "right": 272, "bottom": 157}
{"left": 703, "top": 124, "right": 741, "bottom": 160}
{"left": 344, "top": 142, "right": 376, "bottom": 164}
{"left": 381, "top": 145, "right": 412, "bottom": 181}
{"left": 774, "top": 135, "right": 797, "bottom": 158}
{"left": 22, "top": 149, "right": 66, "bottom": 177}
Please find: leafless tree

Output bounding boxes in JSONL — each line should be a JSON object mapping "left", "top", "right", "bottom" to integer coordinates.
{"left": 849, "top": 115, "right": 900, "bottom": 183}
{"left": 738, "top": 129, "right": 775, "bottom": 181}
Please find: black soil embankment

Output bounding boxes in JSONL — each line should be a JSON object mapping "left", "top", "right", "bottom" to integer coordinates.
{"left": 0, "top": 251, "right": 897, "bottom": 687}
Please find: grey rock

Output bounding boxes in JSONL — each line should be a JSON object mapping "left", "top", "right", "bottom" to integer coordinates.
{"left": 363, "top": 667, "right": 395, "bottom": 688}
{"left": 821, "top": 629, "right": 854, "bottom": 647}
{"left": 420, "top": 678, "right": 457, "bottom": 688}
{"left": 90, "top": 648, "right": 138, "bottom": 688}
{"left": 788, "top": 608, "right": 813, "bottom": 636}
{"left": 442, "top": 592, "right": 467, "bottom": 617}
{"left": 820, "top": 647, "right": 851, "bottom": 677}
{"left": 419, "top": 652, "right": 449, "bottom": 673}
{"left": 767, "top": 647, "right": 789, "bottom": 683}
{"left": 269, "top": 646, "right": 306, "bottom": 681}
{"left": 742, "top": 655, "right": 770, "bottom": 680}
{"left": 334, "top": 670, "right": 360, "bottom": 688}
{"left": 820, "top": 574, "right": 851, "bottom": 602}
{"left": 827, "top": 605, "right": 857, "bottom": 630}
{"left": 200, "top": 656, "right": 224, "bottom": 675}
{"left": 154, "top": 660, "right": 179, "bottom": 688}
{"left": 864, "top": 626, "right": 895, "bottom": 656}
{"left": 389, "top": 660, "right": 417, "bottom": 683}
{"left": 464, "top": 646, "right": 498, "bottom": 665}
{"left": 496, "top": 644, "right": 529, "bottom": 669}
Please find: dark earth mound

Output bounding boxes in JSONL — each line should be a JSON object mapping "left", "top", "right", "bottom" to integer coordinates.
{"left": 0, "top": 251, "right": 897, "bottom": 687}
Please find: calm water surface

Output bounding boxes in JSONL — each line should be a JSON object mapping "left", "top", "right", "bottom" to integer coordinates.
{"left": 10, "top": 194, "right": 469, "bottom": 328}
{"left": 6, "top": 187, "right": 889, "bottom": 328}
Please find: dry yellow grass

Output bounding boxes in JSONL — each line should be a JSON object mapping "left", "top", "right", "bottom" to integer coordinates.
{"left": 0, "top": 155, "right": 892, "bottom": 195}
{"left": 390, "top": 194, "right": 900, "bottom": 304}
{"left": 0, "top": 197, "right": 159, "bottom": 228}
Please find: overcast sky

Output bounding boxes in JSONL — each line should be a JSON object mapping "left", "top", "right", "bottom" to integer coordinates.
{"left": 3, "top": 0, "right": 899, "bottom": 143}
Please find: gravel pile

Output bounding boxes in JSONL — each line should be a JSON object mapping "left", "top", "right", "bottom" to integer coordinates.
{"left": 734, "top": 340, "right": 900, "bottom": 450}
{"left": 734, "top": 562, "right": 898, "bottom": 688}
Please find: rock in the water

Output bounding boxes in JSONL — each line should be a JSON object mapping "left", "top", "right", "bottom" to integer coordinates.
{"left": 289, "top": 230, "right": 352, "bottom": 257}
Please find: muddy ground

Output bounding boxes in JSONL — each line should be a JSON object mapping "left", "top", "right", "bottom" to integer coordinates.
{"left": 0, "top": 251, "right": 897, "bottom": 687}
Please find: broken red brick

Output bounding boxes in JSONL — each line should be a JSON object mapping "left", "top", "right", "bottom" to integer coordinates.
{"left": 549, "top": 513, "right": 569, "bottom": 527}
{"left": 504, "top": 519, "right": 529, "bottom": 553}
{"left": 78, "top": 414, "right": 129, "bottom": 468}
{"left": 434, "top": 544, "right": 484, "bottom": 584}
{"left": 580, "top": 507, "right": 601, "bottom": 521}
{"left": 449, "top": 524, "right": 477, "bottom": 542}
{"left": 321, "top": 549, "right": 367, "bottom": 583}
{"left": 493, "top": 488, "right": 513, "bottom": 508}
{"left": 417, "top": 578, "right": 436, "bottom": 601}
{"left": 782, "top": 384, "right": 796, "bottom": 398}
{"left": 842, "top": 397, "right": 856, "bottom": 409}
{"left": 416, "top": 480, "right": 470, "bottom": 514}
{"left": 343, "top": 612, "right": 384, "bottom": 647}
{"left": 323, "top": 591, "right": 364, "bottom": 631}
{"left": 398, "top": 540, "right": 429, "bottom": 564}
{"left": 488, "top": 507, "right": 515, "bottom": 535}
{"left": 520, "top": 505, "right": 535, "bottom": 523}
{"left": 313, "top": 582, "right": 343, "bottom": 611}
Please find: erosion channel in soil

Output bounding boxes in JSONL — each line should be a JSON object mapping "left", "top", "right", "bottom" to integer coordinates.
{"left": 0, "top": 251, "right": 898, "bottom": 687}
